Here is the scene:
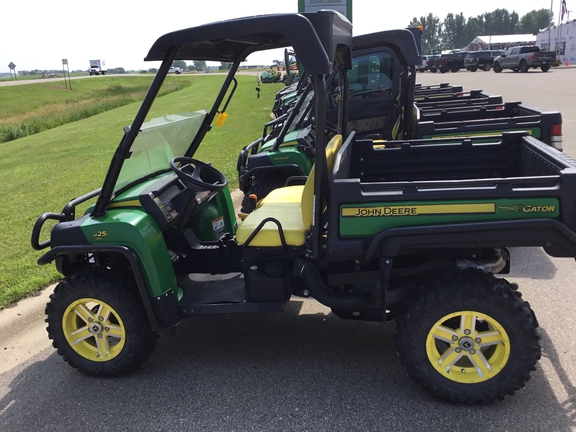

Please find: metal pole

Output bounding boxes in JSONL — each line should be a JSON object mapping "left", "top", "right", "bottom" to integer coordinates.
{"left": 63, "top": 66, "right": 68, "bottom": 89}
{"left": 549, "top": 0, "right": 553, "bottom": 49}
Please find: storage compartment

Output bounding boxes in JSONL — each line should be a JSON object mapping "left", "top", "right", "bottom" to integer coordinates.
{"left": 349, "top": 133, "right": 564, "bottom": 184}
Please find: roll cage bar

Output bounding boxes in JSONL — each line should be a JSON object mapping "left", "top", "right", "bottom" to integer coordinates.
{"left": 92, "top": 11, "right": 353, "bottom": 259}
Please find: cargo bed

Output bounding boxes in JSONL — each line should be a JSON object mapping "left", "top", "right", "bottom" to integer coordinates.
{"left": 327, "top": 132, "right": 576, "bottom": 259}
{"left": 415, "top": 101, "right": 562, "bottom": 147}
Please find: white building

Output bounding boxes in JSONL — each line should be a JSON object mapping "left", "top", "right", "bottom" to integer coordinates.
{"left": 537, "top": 19, "right": 576, "bottom": 66}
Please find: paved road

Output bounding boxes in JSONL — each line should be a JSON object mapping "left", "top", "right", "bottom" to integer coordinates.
{"left": 2, "top": 69, "right": 576, "bottom": 431}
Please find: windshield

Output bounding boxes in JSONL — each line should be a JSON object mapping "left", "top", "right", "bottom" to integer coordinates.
{"left": 114, "top": 110, "right": 207, "bottom": 192}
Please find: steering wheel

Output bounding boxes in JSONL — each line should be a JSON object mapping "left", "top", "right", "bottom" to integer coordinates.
{"left": 170, "top": 156, "right": 228, "bottom": 191}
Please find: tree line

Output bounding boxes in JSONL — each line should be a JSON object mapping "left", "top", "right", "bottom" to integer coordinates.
{"left": 409, "top": 8, "right": 552, "bottom": 53}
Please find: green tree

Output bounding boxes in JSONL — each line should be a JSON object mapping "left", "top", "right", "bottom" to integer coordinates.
{"left": 482, "top": 9, "right": 519, "bottom": 35}
{"left": 443, "top": 12, "right": 467, "bottom": 49}
{"left": 192, "top": 60, "right": 207, "bottom": 71}
{"left": 172, "top": 60, "right": 187, "bottom": 70}
{"left": 409, "top": 13, "right": 442, "bottom": 53}
{"left": 219, "top": 62, "right": 232, "bottom": 70}
{"left": 519, "top": 9, "right": 553, "bottom": 33}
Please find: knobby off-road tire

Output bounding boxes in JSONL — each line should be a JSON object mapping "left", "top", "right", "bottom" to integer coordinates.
{"left": 46, "top": 267, "right": 157, "bottom": 376}
{"left": 395, "top": 269, "right": 540, "bottom": 404}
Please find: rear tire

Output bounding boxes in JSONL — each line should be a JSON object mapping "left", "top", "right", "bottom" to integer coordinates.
{"left": 541, "top": 65, "right": 550, "bottom": 72}
{"left": 469, "top": 67, "right": 478, "bottom": 72}
{"left": 483, "top": 63, "right": 491, "bottom": 71}
{"left": 451, "top": 64, "right": 460, "bottom": 73}
{"left": 395, "top": 269, "right": 540, "bottom": 404}
{"left": 46, "top": 267, "right": 157, "bottom": 376}
{"left": 520, "top": 60, "right": 529, "bottom": 73}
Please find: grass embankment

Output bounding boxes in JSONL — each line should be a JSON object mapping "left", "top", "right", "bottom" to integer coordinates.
{"left": 0, "top": 76, "right": 191, "bottom": 143}
{"left": 0, "top": 75, "right": 283, "bottom": 308}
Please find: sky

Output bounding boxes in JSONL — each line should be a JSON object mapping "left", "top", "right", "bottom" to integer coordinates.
{"left": 0, "top": 0, "right": 562, "bottom": 73}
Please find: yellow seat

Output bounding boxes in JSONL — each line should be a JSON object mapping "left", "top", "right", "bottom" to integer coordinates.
{"left": 236, "top": 134, "right": 343, "bottom": 247}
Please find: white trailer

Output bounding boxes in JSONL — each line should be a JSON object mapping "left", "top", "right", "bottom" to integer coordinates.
{"left": 89, "top": 60, "right": 107, "bottom": 76}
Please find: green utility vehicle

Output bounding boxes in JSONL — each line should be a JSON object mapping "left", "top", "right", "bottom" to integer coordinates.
{"left": 33, "top": 11, "right": 576, "bottom": 404}
{"left": 238, "top": 28, "right": 422, "bottom": 211}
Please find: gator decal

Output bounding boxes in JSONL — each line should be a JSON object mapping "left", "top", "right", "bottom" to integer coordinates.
{"left": 340, "top": 198, "right": 559, "bottom": 237}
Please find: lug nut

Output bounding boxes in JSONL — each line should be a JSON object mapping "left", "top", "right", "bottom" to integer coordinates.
{"left": 475, "top": 338, "right": 481, "bottom": 343}
{"left": 99, "top": 316, "right": 104, "bottom": 322}
{"left": 464, "top": 329, "right": 471, "bottom": 335}
{"left": 455, "top": 348, "right": 461, "bottom": 353}
{"left": 470, "top": 349, "right": 476, "bottom": 354}
{"left": 452, "top": 335, "right": 458, "bottom": 341}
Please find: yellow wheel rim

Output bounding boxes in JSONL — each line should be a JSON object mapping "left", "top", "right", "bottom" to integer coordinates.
{"left": 426, "top": 311, "right": 510, "bottom": 384}
{"left": 62, "top": 298, "right": 126, "bottom": 362}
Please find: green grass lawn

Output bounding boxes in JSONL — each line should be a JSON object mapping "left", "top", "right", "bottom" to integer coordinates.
{"left": 0, "top": 75, "right": 283, "bottom": 308}
{"left": 0, "top": 76, "right": 191, "bottom": 143}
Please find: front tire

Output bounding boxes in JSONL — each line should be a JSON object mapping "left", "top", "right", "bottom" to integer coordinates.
{"left": 395, "top": 269, "right": 540, "bottom": 404}
{"left": 493, "top": 63, "right": 502, "bottom": 73}
{"left": 483, "top": 63, "right": 491, "bottom": 71}
{"left": 46, "top": 268, "right": 157, "bottom": 376}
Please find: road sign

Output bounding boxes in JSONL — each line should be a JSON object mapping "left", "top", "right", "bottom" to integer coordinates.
{"left": 62, "top": 59, "right": 68, "bottom": 65}
{"left": 8, "top": 62, "right": 16, "bottom": 70}
{"left": 298, "top": 0, "right": 352, "bottom": 22}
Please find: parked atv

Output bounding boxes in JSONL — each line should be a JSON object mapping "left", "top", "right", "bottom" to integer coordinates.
{"left": 238, "top": 28, "right": 421, "bottom": 212}
{"left": 35, "top": 11, "right": 576, "bottom": 404}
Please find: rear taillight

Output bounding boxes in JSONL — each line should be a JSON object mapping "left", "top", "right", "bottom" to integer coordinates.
{"left": 531, "top": 54, "right": 536, "bottom": 61}
{"left": 496, "top": 105, "right": 504, "bottom": 110}
{"left": 550, "top": 123, "right": 563, "bottom": 150}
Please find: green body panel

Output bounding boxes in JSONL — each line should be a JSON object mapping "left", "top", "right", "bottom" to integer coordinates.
{"left": 190, "top": 188, "right": 236, "bottom": 241}
{"left": 340, "top": 197, "right": 560, "bottom": 237}
{"left": 280, "top": 91, "right": 298, "bottom": 108}
{"left": 256, "top": 131, "right": 314, "bottom": 175}
{"left": 423, "top": 128, "right": 541, "bottom": 140}
{"left": 269, "top": 147, "right": 313, "bottom": 173}
{"left": 81, "top": 209, "right": 179, "bottom": 299}
{"left": 259, "top": 130, "right": 300, "bottom": 152}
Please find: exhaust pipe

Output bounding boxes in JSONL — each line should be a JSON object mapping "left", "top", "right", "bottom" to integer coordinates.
{"left": 293, "top": 258, "right": 378, "bottom": 311}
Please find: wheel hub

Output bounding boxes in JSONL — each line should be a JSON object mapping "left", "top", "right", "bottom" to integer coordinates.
{"left": 88, "top": 322, "right": 103, "bottom": 335}
{"left": 458, "top": 336, "right": 475, "bottom": 352}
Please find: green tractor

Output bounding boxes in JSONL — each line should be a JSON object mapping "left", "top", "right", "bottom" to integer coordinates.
{"left": 35, "top": 11, "right": 576, "bottom": 403}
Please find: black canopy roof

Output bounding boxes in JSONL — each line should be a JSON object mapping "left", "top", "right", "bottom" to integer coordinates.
{"left": 352, "top": 29, "right": 421, "bottom": 66}
{"left": 145, "top": 11, "right": 353, "bottom": 75}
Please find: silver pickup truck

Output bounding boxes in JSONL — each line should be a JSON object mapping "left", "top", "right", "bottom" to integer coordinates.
{"left": 493, "top": 45, "right": 556, "bottom": 73}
